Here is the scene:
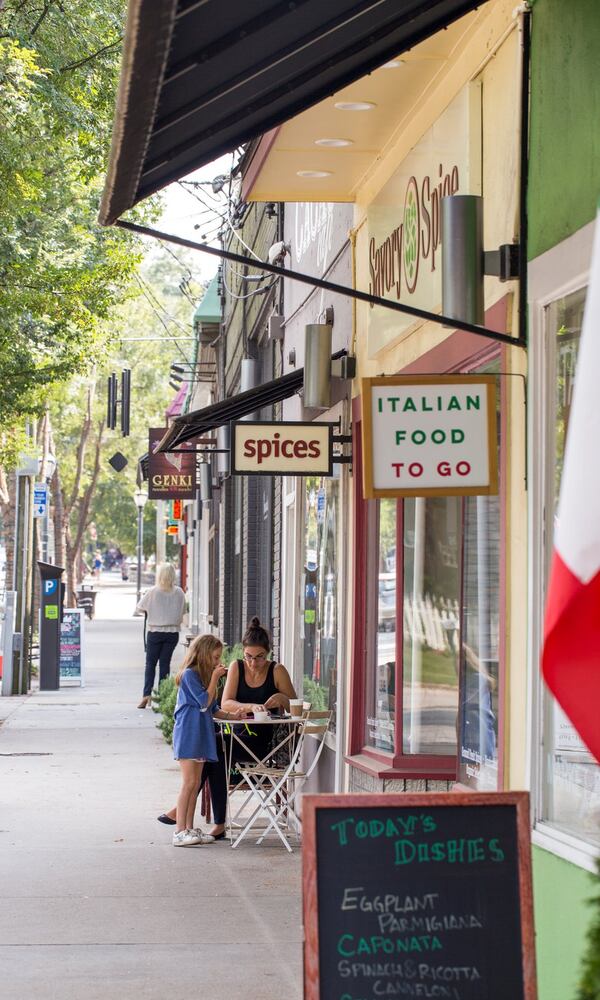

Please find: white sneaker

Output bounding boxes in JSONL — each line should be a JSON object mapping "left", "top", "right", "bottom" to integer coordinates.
{"left": 189, "top": 828, "right": 215, "bottom": 844}
{"left": 172, "top": 829, "right": 202, "bottom": 847}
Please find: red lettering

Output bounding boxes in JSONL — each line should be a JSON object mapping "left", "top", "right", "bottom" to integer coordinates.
{"left": 294, "top": 441, "right": 308, "bottom": 458}
{"left": 243, "top": 440, "right": 256, "bottom": 458}
{"left": 392, "top": 463, "right": 404, "bottom": 478}
{"left": 308, "top": 441, "right": 321, "bottom": 458}
{"left": 257, "top": 440, "right": 271, "bottom": 464}
{"left": 457, "top": 461, "right": 471, "bottom": 476}
{"left": 272, "top": 432, "right": 281, "bottom": 458}
{"left": 408, "top": 463, "right": 423, "bottom": 477}
{"left": 281, "top": 441, "right": 294, "bottom": 458}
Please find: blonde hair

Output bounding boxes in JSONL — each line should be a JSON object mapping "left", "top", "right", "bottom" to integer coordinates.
{"left": 157, "top": 562, "right": 176, "bottom": 590}
{"left": 176, "top": 634, "right": 223, "bottom": 689}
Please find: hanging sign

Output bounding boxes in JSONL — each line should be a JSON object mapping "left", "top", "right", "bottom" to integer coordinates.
{"left": 59, "top": 608, "right": 84, "bottom": 686}
{"left": 302, "top": 792, "right": 537, "bottom": 1000}
{"left": 232, "top": 421, "right": 334, "bottom": 476}
{"left": 148, "top": 427, "right": 196, "bottom": 500}
{"left": 361, "top": 376, "right": 497, "bottom": 498}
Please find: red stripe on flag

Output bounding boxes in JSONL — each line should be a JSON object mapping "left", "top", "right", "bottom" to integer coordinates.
{"left": 542, "top": 551, "right": 600, "bottom": 762}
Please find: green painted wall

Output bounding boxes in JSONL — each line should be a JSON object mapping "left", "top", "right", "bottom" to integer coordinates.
{"left": 533, "top": 846, "right": 595, "bottom": 999}
{"left": 528, "top": 0, "right": 600, "bottom": 259}
{"left": 529, "top": 4, "right": 599, "bottom": 996}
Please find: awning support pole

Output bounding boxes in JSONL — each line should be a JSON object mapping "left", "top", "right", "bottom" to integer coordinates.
{"left": 116, "top": 220, "right": 525, "bottom": 349}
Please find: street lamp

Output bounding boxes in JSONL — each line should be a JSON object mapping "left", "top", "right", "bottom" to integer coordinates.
{"left": 133, "top": 487, "right": 148, "bottom": 604}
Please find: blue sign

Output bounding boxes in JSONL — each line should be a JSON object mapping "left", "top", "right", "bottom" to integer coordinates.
{"left": 33, "top": 483, "right": 48, "bottom": 519}
{"left": 43, "top": 579, "right": 58, "bottom": 595}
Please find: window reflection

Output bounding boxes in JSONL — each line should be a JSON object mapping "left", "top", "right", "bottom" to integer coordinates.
{"left": 301, "top": 475, "right": 339, "bottom": 730}
{"left": 368, "top": 499, "right": 397, "bottom": 751}
{"left": 458, "top": 494, "right": 500, "bottom": 788}
{"left": 403, "top": 497, "right": 460, "bottom": 756}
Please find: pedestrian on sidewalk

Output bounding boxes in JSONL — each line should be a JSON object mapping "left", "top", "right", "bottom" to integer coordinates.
{"left": 172, "top": 635, "right": 243, "bottom": 847}
{"left": 136, "top": 562, "right": 185, "bottom": 710}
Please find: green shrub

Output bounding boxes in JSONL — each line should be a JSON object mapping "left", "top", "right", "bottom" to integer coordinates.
{"left": 577, "top": 856, "right": 600, "bottom": 1000}
{"left": 302, "top": 676, "right": 327, "bottom": 711}
{"left": 151, "top": 676, "right": 177, "bottom": 745}
{"left": 222, "top": 642, "right": 243, "bottom": 666}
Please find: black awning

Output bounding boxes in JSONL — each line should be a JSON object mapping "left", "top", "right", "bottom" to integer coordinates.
{"left": 100, "top": 0, "right": 486, "bottom": 225}
{"left": 156, "top": 351, "right": 345, "bottom": 452}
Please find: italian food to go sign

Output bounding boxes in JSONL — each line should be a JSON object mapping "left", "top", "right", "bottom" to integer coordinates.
{"left": 361, "top": 376, "right": 498, "bottom": 498}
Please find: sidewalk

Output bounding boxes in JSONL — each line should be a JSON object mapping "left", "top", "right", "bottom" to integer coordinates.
{"left": 0, "top": 575, "right": 302, "bottom": 1000}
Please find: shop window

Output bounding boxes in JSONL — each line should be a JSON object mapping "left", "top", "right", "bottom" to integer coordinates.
{"left": 355, "top": 359, "right": 502, "bottom": 779}
{"left": 299, "top": 473, "right": 339, "bottom": 732}
{"left": 364, "top": 496, "right": 460, "bottom": 770}
{"left": 540, "top": 286, "right": 600, "bottom": 847}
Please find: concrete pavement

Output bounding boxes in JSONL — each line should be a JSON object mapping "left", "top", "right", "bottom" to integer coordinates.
{"left": 0, "top": 574, "right": 302, "bottom": 1000}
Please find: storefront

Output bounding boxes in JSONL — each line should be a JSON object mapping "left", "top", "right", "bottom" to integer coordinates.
{"left": 280, "top": 201, "right": 354, "bottom": 791}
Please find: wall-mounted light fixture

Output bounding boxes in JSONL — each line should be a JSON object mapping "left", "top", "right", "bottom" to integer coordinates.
{"left": 304, "top": 322, "right": 333, "bottom": 409}
{"left": 441, "top": 194, "right": 521, "bottom": 326}
{"left": 199, "top": 461, "right": 212, "bottom": 501}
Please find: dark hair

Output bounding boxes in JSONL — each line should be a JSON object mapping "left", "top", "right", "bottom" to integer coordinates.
{"left": 242, "top": 616, "right": 270, "bottom": 651}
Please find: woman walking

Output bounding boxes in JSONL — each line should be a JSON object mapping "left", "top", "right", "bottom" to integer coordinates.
{"left": 136, "top": 563, "right": 185, "bottom": 710}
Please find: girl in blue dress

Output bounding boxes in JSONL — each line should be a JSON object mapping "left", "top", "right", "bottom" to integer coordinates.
{"left": 172, "top": 635, "right": 241, "bottom": 847}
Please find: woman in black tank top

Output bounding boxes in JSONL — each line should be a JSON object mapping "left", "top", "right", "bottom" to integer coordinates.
{"left": 221, "top": 617, "right": 296, "bottom": 719}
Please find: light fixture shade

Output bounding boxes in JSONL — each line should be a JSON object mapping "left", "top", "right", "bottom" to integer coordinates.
{"left": 217, "top": 425, "right": 230, "bottom": 476}
{"left": 133, "top": 487, "right": 148, "bottom": 508}
{"left": 240, "top": 358, "right": 260, "bottom": 422}
{"left": 304, "top": 323, "right": 332, "bottom": 409}
{"left": 441, "top": 195, "right": 484, "bottom": 326}
{"left": 199, "top": 461, "right": 212, "bottom": 501}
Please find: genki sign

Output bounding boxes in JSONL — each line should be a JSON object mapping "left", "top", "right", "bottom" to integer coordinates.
{"left": 361, "top": 376, "right": 498, "bottom": 498}
{"left": 232, "top": 421, "right": 334, "bottom": 476}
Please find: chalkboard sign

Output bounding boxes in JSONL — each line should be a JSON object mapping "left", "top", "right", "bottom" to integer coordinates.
{"left": 303, "top": 792, "right": 536, "bottom": 1000}
{"left": 59, "top": 608, "right": 85, "bottom": 686}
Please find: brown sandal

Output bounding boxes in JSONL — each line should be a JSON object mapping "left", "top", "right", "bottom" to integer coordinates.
{"left": 137, "top": 696, "right": 150, "bottom": 709}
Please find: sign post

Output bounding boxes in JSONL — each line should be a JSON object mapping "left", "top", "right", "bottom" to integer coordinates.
{"left": 303, "top": 792, "right": 536, "bottom": 1000}
{"left": 38, "top": 561, "right": 65, "bottom": 691}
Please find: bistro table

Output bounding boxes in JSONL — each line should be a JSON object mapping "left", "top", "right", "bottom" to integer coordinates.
{"left": 215, "top": 715, "right": 307, "bottom": 851}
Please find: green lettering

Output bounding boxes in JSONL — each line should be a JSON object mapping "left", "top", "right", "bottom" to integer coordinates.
{"left": 448, "top": 395, "right": 461, "bottom": 410}
{"left": 466, "top": 394, "right": 481, "bottom": 410}
{"left": 403, "top": 398, "right": 417, "bottom": 412}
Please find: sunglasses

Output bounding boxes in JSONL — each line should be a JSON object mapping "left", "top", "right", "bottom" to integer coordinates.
{"left": 244, "top": 652, "right": 267, "bottom": 663}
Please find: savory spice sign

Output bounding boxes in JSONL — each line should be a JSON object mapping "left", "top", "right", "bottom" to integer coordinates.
{"left": 232, "top": 421, "right": 333, "bottom": 476}
{"left": 361, "top": 376, "right": 497, "bottom": 498}
{"left": 148, "top": 427, "right": 196, "bottom": 500}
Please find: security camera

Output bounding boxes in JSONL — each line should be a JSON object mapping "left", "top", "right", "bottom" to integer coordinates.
{"left": 267, "top": 241, "right": 290, "bottom": 266}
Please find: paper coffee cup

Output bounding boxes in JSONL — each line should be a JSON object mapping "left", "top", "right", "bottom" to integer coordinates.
{"left": 290, "top": 699, "right": 303, "bottom": 717}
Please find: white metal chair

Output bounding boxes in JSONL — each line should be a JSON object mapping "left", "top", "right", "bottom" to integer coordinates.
{"left": 234, "top": 710, "right": 332, "bottom": 851}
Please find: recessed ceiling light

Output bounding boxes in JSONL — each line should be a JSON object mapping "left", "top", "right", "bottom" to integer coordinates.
{"left": 334, "top": 101, "right": 376, "bottom": 112}
{"left": 297, "top": 170, "right": 333, "bottom": 178}
{"left": 381, "top": 59, "right": 405, "bottom": 69}
{"left": 314, "top": 138, "right": 353, "bottom": 147}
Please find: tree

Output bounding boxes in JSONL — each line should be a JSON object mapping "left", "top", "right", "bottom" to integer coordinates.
{"left": 49, "top": 248, "right": 205, "bottom": 600}
{"left": 0, "top": 1, "right": 143, "bottom": 462}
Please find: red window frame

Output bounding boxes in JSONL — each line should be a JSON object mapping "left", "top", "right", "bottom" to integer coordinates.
{"left": 348, "top": 302, "right": 509, "bottom": 783}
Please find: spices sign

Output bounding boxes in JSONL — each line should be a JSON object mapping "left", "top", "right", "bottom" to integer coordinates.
{"left": 232, "top": 421, "right": 334, "bottom": 476}
{"left": 361, "top": 376, "right": 497, "bottom": 498}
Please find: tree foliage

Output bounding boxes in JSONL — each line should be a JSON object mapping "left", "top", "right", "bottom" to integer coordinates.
{"left": 0, "top": 1, "right": 142, "bottom": 455}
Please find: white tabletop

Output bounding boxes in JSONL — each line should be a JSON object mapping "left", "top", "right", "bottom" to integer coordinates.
{"left": 215, "top": 715, "right": 305, "bottom": 726}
